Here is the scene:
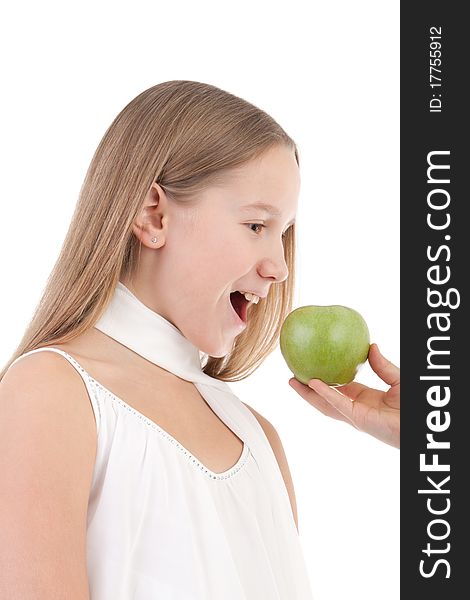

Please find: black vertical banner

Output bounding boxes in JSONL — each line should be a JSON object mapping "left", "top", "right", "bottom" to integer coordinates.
{"left": 401, "top": 2, "right": 468, "bottom": 597}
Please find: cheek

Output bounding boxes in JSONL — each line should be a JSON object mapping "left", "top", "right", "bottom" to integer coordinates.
{"left": 167, "top": 221, "right": 250, "bottom": 292}
{"left": 197, "top": 225, "right": 247, "bottom": 268}
{"left": 164, "top": 237, "right": 220, "bottom": 295}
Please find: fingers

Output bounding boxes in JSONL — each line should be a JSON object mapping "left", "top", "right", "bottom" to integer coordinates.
{"left": 368, "top": 343, "right": 400, "bottom": 387}
{"left": 288, "top": 378, "right": 353, "bottom": 424}
{"left": 307, "top": 379, "right": 357, "bottom": 425}
{"left": 334, "top": 381, "right": 368, "bottom": 401}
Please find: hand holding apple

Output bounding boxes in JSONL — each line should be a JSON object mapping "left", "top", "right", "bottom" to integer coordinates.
{"left": 289, "top": 343, "right": 400, "bottom": 448}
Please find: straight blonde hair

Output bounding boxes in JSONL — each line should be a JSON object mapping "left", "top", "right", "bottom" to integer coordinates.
{"left": 1, "top": 80, "right": 299, "bottom": 382}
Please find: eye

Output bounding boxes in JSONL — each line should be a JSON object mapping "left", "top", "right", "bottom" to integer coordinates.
{"left": 247, "top": 223, "right": 266, "bottom": 235}
{"left": 246, "top": 223, "right": 291, "bottom": 239}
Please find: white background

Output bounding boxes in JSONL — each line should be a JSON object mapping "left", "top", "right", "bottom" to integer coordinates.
{"left": 0, "top": 1, "right": 399, "bottom": 598}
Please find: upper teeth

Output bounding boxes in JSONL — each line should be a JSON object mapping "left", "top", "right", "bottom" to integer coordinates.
{"left": 240, "top": 291, "right": 260, "bottom": 304}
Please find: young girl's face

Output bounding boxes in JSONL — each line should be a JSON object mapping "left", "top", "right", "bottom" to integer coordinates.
{"left": 145, "top": 143, "right": 300, "bottom": 358}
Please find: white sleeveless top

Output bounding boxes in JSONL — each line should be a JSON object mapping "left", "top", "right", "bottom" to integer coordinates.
{"left": 10, "top": 282, "right": 314, "bottom": 599}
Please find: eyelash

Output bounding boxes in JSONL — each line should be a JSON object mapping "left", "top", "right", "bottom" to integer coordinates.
{"left": 246, "top": 223, "right": 289, "bottom": 238}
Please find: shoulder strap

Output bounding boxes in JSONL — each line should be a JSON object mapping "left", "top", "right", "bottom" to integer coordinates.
{"left": 9, "top": 347, "right": 101, "bottom": 433}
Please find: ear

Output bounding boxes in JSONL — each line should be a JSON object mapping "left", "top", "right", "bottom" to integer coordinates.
{"left": 132, "top": 182, "right": 169, "bottom": 248}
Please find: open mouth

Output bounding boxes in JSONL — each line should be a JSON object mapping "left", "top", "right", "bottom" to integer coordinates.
{"left": 229, "top": 291, "right": 249, "bottom": 323}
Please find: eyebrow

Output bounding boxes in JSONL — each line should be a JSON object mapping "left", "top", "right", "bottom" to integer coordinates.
{"left": 240, "top": 202, "right": 296, "bottom": 226}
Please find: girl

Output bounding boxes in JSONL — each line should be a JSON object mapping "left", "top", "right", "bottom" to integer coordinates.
{"left": 0, "top": 80, "right": 399, "bottom": 599}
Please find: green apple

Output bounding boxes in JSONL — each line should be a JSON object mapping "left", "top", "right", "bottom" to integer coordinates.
{"left": 280, "top": 305, "right": 370, "bottom": 386}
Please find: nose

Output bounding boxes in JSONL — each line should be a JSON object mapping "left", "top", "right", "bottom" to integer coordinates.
{"left": 257, "top": 244, "right": 289, "bottom": 284}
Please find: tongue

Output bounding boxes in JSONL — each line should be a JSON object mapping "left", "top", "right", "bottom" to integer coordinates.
{"left": 230, "top": 291, "right": 247, "bottom": 321}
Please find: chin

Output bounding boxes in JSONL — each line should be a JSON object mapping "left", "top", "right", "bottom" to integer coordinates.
{"left": 207, "top": 350, "right": 228, "bottom": 359}
{"left": 201, "top": 344, "right": 230, "bottom": 360}
{"left": 197, "top": 336, "right": 234, "bottom": 360}
{"left": 185, "top": 316, "right": 237, "bottom": 359}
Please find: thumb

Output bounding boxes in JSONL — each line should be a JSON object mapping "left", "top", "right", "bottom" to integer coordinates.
{"left": 368, "top": 343, "right": 400, "bottom": 387}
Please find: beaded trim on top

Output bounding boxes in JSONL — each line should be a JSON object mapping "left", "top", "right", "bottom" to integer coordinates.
{"left": 53, "top": 348, "right": 251, "bottom": 481}
{"left": 91, "top": 376, "right": 251, "bottom": 480}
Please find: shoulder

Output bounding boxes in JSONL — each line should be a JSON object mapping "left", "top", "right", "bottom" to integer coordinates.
{"left": 1, "top": 348, "right": 97, "bottom": 463}
{"left": 242, "top": 402, "right": 299, "bottom": 532}
{"left": 4, "top": 347, "right": 92, "bottom": 404}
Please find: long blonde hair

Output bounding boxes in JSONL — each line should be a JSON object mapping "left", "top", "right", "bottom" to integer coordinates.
{"left": 1, "top": 80, "right": 299, "bottom": 382}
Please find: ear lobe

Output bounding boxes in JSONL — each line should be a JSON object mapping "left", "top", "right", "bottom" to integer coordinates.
{"left": 131, "top": 221, "right": 164, "bottom": 248}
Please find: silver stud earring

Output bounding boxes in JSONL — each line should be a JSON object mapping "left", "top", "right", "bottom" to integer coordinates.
{"left": 151, "top": 236, "right": 157, "bottom": 243}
